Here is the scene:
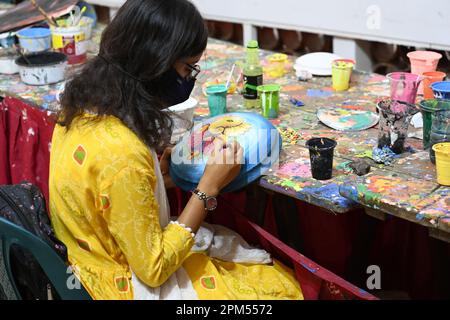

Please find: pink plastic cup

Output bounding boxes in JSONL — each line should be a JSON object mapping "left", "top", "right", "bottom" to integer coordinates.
{"left": 407, "top": 50, "right": 442, "bottom": 94}
{"left": 387, "top": 72, "right": 422, "bottom": 104}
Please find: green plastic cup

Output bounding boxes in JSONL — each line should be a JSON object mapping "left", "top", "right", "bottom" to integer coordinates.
{"left": 206, "top": 84, "right": 228, "bottom": 116}
{"left": 419, "top": 99, "right": 450, "bottom": 150}
{"left": 257, "top": 84, "right": 281, "bottom": 119}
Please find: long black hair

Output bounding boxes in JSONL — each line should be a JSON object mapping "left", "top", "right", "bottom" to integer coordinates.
{"left": 59, "top": 0, "right": 208, "bottom": 149}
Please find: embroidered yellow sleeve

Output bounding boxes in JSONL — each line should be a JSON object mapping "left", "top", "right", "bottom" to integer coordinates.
{"left": 100, "top": 166, "right": 195, "bottom": 287}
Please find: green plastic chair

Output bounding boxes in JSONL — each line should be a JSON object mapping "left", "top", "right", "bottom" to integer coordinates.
{"left": 0, "top": 217, "right": 91, "bottom": 300}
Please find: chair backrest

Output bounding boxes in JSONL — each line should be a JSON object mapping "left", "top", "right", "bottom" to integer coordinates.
{"left": 0, "top": 217, "right": 91, "bottom": 300}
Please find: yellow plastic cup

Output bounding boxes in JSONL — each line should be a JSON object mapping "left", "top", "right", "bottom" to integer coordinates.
{"left": 332, "top": 59, "right": 355, "bottom": 91}
{"left": 266, "top": 53, "right": 288, "bottom": 78}
{"left": 433, "top": 142, "right": 450, "bottom": 186}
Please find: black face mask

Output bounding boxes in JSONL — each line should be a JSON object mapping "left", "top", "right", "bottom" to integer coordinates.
{"left": 159, "top": 68, "right": 196, "bottom": 106}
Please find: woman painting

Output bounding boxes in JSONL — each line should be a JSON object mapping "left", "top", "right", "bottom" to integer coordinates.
{"left": 49, "top": 0, "right": 302, "bottom": 300}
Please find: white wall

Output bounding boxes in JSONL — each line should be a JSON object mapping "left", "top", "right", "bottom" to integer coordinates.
{"left": 191, "top": 0, "right": 450, "bottom": 51}
{"left": 88, "top": 0, "right": 450, "bottom": 71}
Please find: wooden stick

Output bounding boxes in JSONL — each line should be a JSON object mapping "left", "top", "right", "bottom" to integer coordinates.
{"left": 30, "top": 0, "right": 57, "bottom": 27}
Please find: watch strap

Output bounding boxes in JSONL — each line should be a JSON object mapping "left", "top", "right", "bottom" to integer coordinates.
{"left": 192, "top": 189, "right": 216, "bottom": 211}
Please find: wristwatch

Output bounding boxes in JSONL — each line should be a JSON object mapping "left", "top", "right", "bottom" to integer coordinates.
{"left": 192, "top": 189, "right": 218, "bottom": 211}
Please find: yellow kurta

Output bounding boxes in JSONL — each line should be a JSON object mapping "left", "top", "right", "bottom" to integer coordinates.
{"left": 49, "top": 113, "right": 302, "bottom": 300}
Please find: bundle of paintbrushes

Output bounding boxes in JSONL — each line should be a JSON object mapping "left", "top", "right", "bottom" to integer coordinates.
{"left": 55, "top": 5, "right": 87, "bottom": 27}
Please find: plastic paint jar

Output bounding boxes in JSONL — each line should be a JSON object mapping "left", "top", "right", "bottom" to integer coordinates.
{"left": 257, "top": 84, "right": 281, "bottom": 119}
{"left": 387, "top": 72, "right": 421, "bottom": 104}
{"left": 266, "top": 53, "right": 288, "bottom": 78}
{"left": 306, "top": 137, "right": 337, "bottom": 180}
{"left": 17, "top": 27, "right": 51, "bottom": 53}
{"left": 377, "top": 100, "right": 418, "bottom": 154}
{"left": 0, "top": 32, "right": 16, "bottom": 48}
{"left": 431, "top": 81, "right": 450, "bottom": 100}
{"left": 407, "top": 50, "right": 442, "bottom": 94}
{"left": 430, "top": 109, "right": 450, "bottom": 163}
{"left": 51, "top": 25, "right": 87, "bottom": 65}
{"left": 331, "top": 59, "right": 354, "bottom": 91}
{"left": 418, "top": 99, "right": 450, "bottom": 150}
{"left": 206, "top": 84, "right": 228, "bottom": 116}
{"left": 422, "top": 71, "right": 446, "bottom": 100}
{"left": 433, "top": 142, "right": 450, "bottom": 186}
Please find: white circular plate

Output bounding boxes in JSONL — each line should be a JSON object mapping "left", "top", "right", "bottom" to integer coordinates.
{"left": 294, "top": 52, "right": 341, "bottom": 76}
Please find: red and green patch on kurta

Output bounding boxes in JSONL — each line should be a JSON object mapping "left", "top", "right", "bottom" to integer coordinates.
{"left": 73, "top": 145, "right": 87, "bottom": 166}
{"left": 100, "top": 195, "right": 110, "bottom": 210}
{"left": 200, "top": 276, "right": 216, "bottom": 290}
{"left": 76, "top": 238, "right": 91, "bottom": 252}
{"left": 115, "top": 276, "right": 130, "bottom": 293}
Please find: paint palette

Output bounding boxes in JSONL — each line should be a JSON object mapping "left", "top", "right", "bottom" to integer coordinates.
{"left": 317, "top": 107, "right": 379, "bottom": 131}
{"left": 170, "top": 112, "right": 282, "bottom": 192}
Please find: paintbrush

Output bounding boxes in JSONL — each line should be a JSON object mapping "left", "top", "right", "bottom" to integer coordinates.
{"left": 225, "top": 63, "right": 236, "bottom": 90}
{"left": 13, "top": 44, "right": 31, "bottom": 65}
{"left": 72, "top": 6, "right": 87, "bottom": 27}
{"left": 30, "top": 0, "right": 57, "bottom": 27}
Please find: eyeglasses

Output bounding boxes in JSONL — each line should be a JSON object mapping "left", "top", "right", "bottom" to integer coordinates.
{"left": 186, "top": 63, "right": 201, "bottom": 80}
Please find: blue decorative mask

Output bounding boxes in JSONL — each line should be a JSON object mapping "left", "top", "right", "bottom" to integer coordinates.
{"left": 170, "top": 112, "right": 282, "bottom": 193}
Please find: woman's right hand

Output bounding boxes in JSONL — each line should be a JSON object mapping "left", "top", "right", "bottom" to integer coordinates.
{"left": 177, "top": 139, "right": 243, "bottom": 232}
{"left": 198, "top": 139, "right": 243, "bottom": 196}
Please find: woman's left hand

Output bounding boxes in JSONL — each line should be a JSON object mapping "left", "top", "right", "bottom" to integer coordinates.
{"left": 160, "top": 147, "right": 175, "bottom": 189}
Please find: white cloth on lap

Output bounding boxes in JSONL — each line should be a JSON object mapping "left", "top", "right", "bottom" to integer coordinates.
{"left": 132, "top": 150, "right": 271, "bottom": 300}
{"left": 191, "top": 221, "right": 272, "bottom": 264}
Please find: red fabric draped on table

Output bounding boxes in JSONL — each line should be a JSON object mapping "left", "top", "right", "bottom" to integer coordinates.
{"left": 168, "top": 188, "right": 450, "bottom": 299}
{"left": 167, "top": 188, "right": 377, "bottom": 300}
{"left": 0, "top": 96, "right": 55, "bottom": 210}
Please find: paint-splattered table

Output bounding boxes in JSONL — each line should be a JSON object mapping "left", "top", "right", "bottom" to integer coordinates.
{"left": 191, "top": 40, "right": 450, "bottom": 242}
{"left": 0, "top": 31, "right": 449, "bottom": 242}
{"left": 0, "top": 23, "right": 103, "bottom": 111}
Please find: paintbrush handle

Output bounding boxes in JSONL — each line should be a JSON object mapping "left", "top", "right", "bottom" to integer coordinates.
{"left": 73, "top": 7, "right": 87, "bottom": 26}
{"left": 30, "top": 0, "right": 57, "bottom": 27}
{"left": 14, "top": 44, "right": 31, "bottom": 65}
{"left": 225, "top": 64, "right": 236, "bottom": 89}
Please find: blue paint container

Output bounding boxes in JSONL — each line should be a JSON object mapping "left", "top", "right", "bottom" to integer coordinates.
{"left": 17, "top": 27, "right": 51, "bottom": 53}
{"left": 431, "top": 81, "right": 450, "bottom": 100}
{"left": 0, "top": 32, "right": 16, "bottom": 48}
